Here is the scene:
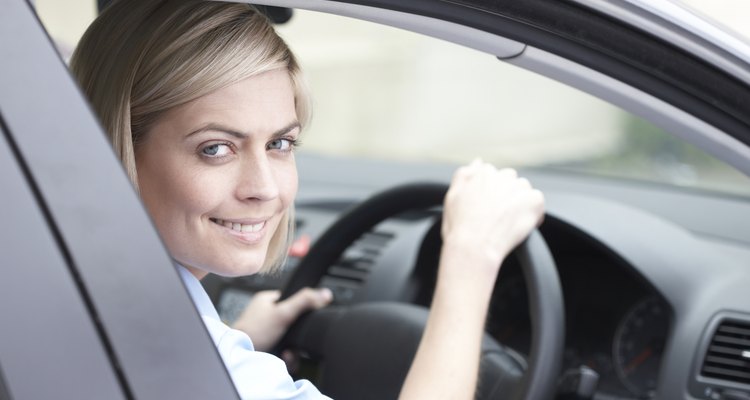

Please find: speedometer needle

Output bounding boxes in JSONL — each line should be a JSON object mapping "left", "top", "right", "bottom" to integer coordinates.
{"left": 624, "top": 347, "right": 653, "bottom": 375}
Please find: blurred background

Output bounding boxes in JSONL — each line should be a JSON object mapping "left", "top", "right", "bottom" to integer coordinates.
{"left": 32, "top": 0, "right": 750, "bottom": 196}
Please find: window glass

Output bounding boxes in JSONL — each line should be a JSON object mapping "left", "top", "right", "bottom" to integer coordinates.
{"left": 35, "top": 1, "right": 750, "bottom": 197}
{"left": 679, "top": 0, "right": 750, "bottom": 45}
{"left": 277, "top": 10, "right": 750, "bottom": 196}
{"left": 33, "top": 0, "right": 96, "bottom": 61}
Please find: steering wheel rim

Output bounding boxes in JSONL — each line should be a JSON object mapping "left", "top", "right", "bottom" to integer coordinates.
{"left": 281, "top": 182, "right": 565, "bottom": 400}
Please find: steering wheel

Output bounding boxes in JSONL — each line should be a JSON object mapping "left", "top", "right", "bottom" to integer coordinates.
{"left": 279, "top": 183, "right": 564, "bottom": 399}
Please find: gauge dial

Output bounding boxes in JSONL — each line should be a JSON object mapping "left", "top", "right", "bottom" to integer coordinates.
{"left": 613, "top": 296, "right": 669, "bottom": 399}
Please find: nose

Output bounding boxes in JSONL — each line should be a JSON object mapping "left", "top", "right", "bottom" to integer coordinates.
{"left": 236, "top": 151, "right": 279, "bottom": 202}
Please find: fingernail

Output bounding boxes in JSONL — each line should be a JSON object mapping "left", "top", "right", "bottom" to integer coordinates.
{"left": 318, "top": 287, "right": 333, "bottom": 302}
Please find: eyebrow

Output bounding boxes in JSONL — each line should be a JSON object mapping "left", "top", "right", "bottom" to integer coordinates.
{"left": 185, "top": 121, "right": 301, "bottom": 140}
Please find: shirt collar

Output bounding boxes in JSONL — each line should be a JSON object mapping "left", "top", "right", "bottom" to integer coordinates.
{"left": 176, "top": 263, "right": 221, "bottom": 321}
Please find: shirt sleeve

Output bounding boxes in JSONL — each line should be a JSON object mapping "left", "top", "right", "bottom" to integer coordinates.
{"left": 202, "top": 316, "right": 331, "bottom": 400}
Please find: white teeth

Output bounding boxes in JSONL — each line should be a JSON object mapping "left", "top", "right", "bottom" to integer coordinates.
{"left": 213, "top": 218, "right": 264, "bottom": 233}
{"left": 241, "top": 222, "right": 264, "bottom": 232}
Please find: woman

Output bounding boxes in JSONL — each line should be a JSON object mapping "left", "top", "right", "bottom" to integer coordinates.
{"left": 70, "top": 1, "right": 544, "bottom": 398}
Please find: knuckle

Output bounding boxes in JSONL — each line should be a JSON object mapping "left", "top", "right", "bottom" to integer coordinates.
{"left": 532, "top": 189, "right": 545, "bottom": 207}
{"left": 300, "top": 287, "right": 317, "bottom": 300}
{"left": 454, "top": 164, "right": 473, "bottom": 178}
{"left": 498, "top": 168, "right": 518, "bottom": 178}
{"left": 516, "top": 177, "right": 532, "bottom": 190}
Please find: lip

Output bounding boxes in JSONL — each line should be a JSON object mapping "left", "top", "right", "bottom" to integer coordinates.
{"left": 209, "top": 217, "right": 270, "bottom": 243}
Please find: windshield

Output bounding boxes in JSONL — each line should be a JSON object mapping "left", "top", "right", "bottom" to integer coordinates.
{"left": 274, "top": 9, "right": 750, "bottom": 197}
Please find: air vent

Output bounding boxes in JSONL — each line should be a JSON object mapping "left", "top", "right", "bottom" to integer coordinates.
{"left": 320, "top": 230, "right": 394, "bottom": 304}
{"left": 701, "top": 320, "right": 750, "bottom": 384}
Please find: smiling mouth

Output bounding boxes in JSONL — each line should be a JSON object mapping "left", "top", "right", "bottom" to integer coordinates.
{"left": 210, "top": 218, "right": 265, "bottom": 233}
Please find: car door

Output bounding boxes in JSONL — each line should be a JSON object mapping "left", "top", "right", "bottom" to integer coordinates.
{"left": 0, "top": 1, "right": 239, "bottom": 398}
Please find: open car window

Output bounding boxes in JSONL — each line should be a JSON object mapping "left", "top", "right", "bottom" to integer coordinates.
{"left": 273, "top": 9, "right": 750, "bottom": 197}
{"left": 35, "top": 1, "right": 750, "bottom": 197}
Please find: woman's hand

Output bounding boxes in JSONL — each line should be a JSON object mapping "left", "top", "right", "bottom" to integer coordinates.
{"left": 400, "top": 160, "right": 544, "bottom": 400}
{"left": 441, "top": 159, "right": 545, "bottom": 280}
{"left": 232, "top": 287, "right": 333, "bottom": 352}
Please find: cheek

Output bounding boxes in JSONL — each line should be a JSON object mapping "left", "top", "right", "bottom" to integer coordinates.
{"left": 275, "top": 158, "right": 298, "bottom": 207}
{"left": 174, "top": 168, "right": 230, "bottom": 214}
{"left": 139, "top": 156, "right": 226, "bottom": 224}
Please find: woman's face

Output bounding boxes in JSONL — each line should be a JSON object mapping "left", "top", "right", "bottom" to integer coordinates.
{"left": 136, "top": 69, "right": 299, "bottom": 279}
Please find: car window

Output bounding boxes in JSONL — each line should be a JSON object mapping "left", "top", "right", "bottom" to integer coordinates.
{"left": 35, "top": 0, "right": 750, "bottom": 197}
{"left": 274, "top": 9, "right": 750, "bottom": 197}
{"left": 679, "top": 0, "right": 750, "bottom": 45}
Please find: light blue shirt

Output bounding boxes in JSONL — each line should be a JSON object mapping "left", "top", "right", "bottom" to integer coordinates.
{"left": 177, "top": 266, "right": 330, "bottom": 399}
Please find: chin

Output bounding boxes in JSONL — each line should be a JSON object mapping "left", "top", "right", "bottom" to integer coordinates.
{"left": 216, "top": 253, "right": 269, "bottom": 278}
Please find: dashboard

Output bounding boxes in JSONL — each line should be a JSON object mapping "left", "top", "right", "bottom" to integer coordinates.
{"left": 196, "top": 148, "right": 750, "bottom": 400}
{"left": 203, "top": 194, "right": 674, "bottom": 400}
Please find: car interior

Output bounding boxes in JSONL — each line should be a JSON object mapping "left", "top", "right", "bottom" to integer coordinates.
{"left": 3, "top": 0, "right": 750, "bottom": 399}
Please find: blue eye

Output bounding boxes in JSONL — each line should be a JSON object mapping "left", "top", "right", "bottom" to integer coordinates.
{"left": 268, "top": 138, "right": 295, "bottom": 151}
{"left": 201, "top": 143, "right": 232, "bottom": 157}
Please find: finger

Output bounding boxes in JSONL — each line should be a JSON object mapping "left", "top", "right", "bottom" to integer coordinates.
{"left": 475, "top": 162, "right": 496, "bottom": 186}
{"left": 312, "top": 287, "right": 334, "bottom": 307}
{"left": 254, "top": 290, "right": 282, "bottom": 303}
{"left": 452, "top": 158, "right": 486, "bottom": 182}
{"left": 530, "top": 189, "right": 546, "bottom": 226}
{"left": 451, "top": 164, "right": 475, "bottom": 187}
{"left": 496, "top": 168, "right": 518, "bottom": 180}
{"left": 516, "top": 177, "right": 532, "bottom": 190}
{"left": 508, "top": 188, "right": 546, "bottom": 234}
{"left": 278, "top": 287, "right": 333, "bottom": 318}
{"left": 480, "top": 161, "right": 496, "bottom": 172}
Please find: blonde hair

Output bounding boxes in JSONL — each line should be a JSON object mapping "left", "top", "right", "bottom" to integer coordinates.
{"left": 70, "top": 0, "right": 309, "bottom": 273}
